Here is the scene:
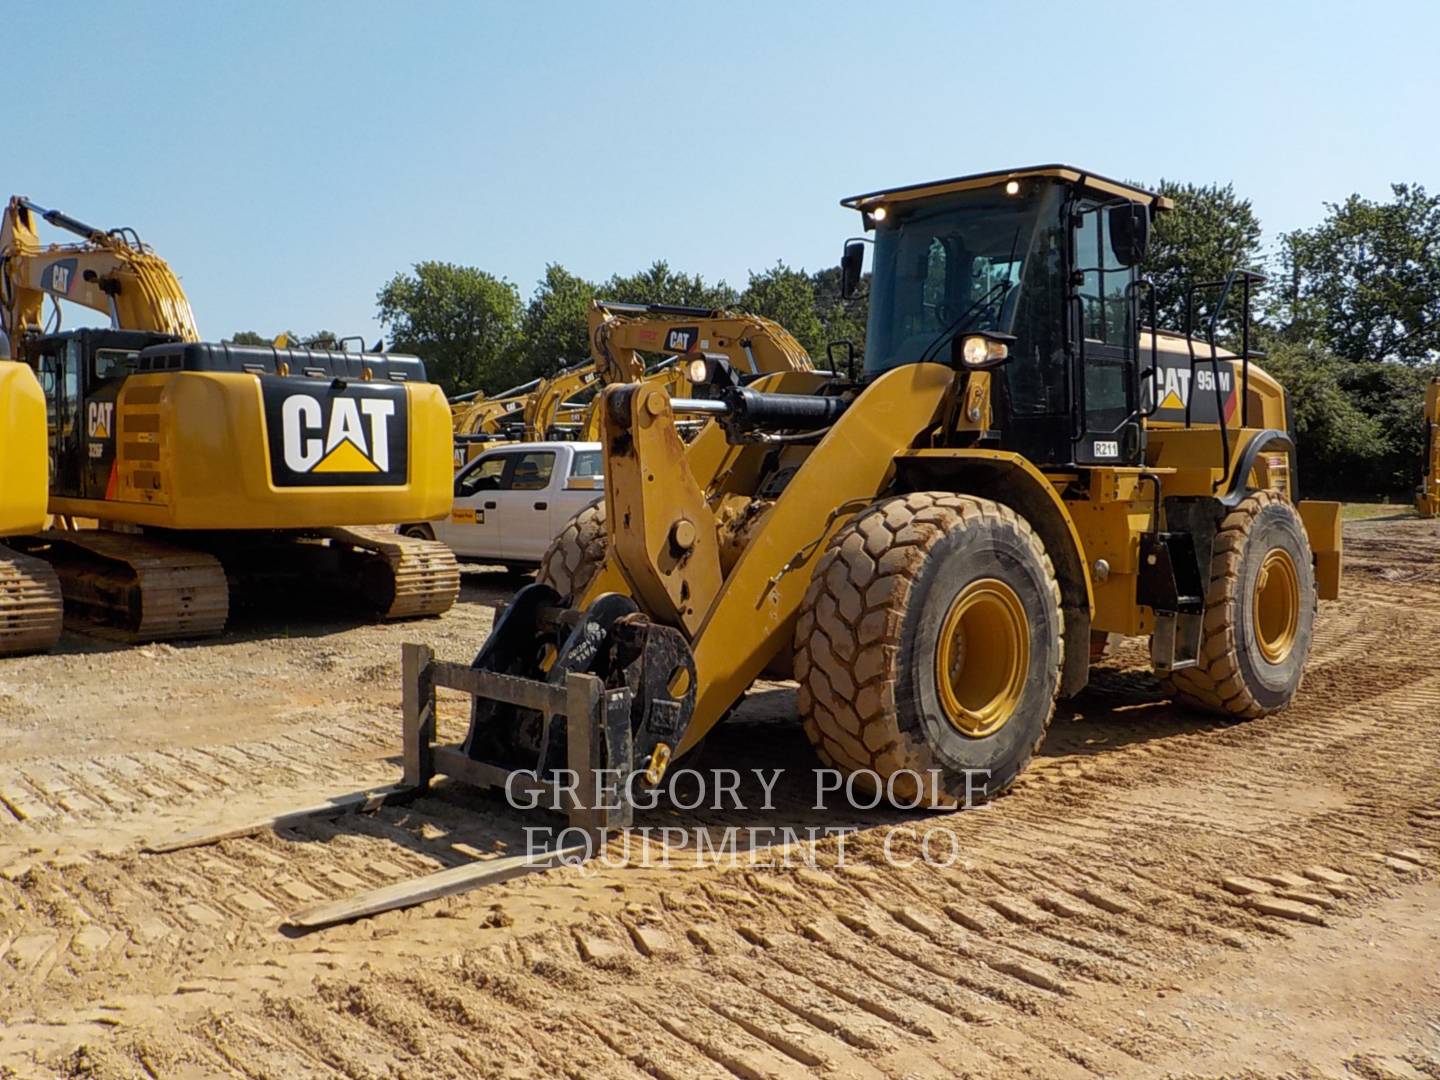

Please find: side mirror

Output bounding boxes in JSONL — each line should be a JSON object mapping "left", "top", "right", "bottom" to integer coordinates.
{"left": 1108, "top": 203, "right": 1150, "bottom": 267}
{"left": 840, "top": 241, "right": 865, "bottom": 298}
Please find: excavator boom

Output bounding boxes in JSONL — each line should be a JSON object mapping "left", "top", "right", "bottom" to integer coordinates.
{"left": 587, "top": 299, "right": 813, "bottom": 384}
{"left": 1, "top": 196, "right": 198, "bottom": 349}
{"left": 450, "top": 301, "right": 816, "bottom": 463}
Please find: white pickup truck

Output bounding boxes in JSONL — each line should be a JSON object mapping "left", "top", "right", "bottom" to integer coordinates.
{"left": 403, "top": 442, "right": 602, "bottom": 568}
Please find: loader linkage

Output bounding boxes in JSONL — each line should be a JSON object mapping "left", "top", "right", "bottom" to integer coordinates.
{"left": 463, "top": 583, "right": 696, "bottom": 788}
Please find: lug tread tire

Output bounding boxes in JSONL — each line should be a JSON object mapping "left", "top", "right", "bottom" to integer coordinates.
{"left": 794, "top": 492, "right": 1062, "bottom": 807}
{"left": 537, "top": 501, "right": 608, "bottom": 601}
{"left": 1163, "top": 489, "right": 1316, "bottom": 719}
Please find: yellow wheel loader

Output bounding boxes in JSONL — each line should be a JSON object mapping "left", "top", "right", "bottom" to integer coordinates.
{"left": 420, "top": 164, "right": 1342, "bottom": 815}
{"left": 1, "top": 196, "right": 457, "bottom": 644}
{"left": 0, "top": 359, "right": 63, "bottom": 654}
{"left": 1419, "top": 378, "right": 1439, "bottom": 518}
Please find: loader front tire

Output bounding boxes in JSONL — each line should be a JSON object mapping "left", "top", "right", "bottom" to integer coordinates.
{"left": 1162, "top": 490, "right": 1316, "bottom": 718}
{"left": 795, "top": 493, "right": 1063, "bottom": 808}
{"left": 537, "top": 501, "right": 607, "bottom": 602}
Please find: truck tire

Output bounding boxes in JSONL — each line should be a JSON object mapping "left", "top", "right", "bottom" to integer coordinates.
{"left": 537, "top": 500, "right": 607, "bottom": 602}
{"left": 794, "top": 493, "right": 1063, "bottom": 808}
{"left": 1162, "top": 490, "right": 1316, "bottom": 718}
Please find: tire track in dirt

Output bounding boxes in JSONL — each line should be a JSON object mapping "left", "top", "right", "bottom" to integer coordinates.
{"left": 5, "top": 540, "right": 1440, "bottom": 1075}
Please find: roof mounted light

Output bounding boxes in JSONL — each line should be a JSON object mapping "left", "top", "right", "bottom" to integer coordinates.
{"left": 871, "top": 205, "right": 888, "bottom": 222}
{"left": 1004, "top": 180, "right": 1020, "bottom": 196}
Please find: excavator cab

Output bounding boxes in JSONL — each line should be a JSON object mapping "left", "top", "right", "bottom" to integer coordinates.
{"left": 25, "top": 328, "right": 179, "bottom": 499}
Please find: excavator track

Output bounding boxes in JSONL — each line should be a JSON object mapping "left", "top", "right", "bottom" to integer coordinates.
{"left": 320, "top": 526, "right": 460, "bottom": 619}
{"left": 0, "top": 544, "right": 64, "bottom": 655}
{"left": 20, "top": 530, "right": 228, "bottom": 642}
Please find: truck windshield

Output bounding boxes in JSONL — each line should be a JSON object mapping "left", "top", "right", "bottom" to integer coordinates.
{"left": 864, "top": 185, "right": 1050, "bottom": 377}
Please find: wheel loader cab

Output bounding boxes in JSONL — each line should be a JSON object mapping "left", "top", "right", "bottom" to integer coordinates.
{"left": 852, "top": 168, "right": 1159, "bottom": 468}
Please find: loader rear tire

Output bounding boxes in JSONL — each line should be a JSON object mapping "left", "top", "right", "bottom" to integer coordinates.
{"left": 537, "top": 500, "right": 607, "bottom": 602}
{"left": 1162, "top": 490, "right": 1316, "bottom": 718}
{"left": 795, "top": 493, "right": 1063, "bottom": 808}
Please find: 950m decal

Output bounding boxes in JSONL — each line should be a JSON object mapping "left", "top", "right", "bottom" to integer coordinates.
{"left": 262, "top": 380, "right": 408, "bottom": 487}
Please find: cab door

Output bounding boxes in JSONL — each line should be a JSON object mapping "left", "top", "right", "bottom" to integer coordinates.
{"left": 82, "top": 345, "right": 131, "bottom": 499}
{"left": 439, "top": 451, "right": 508, "bottom": 557}
{"left": 32, "top": 338, "right": 83, "bottom": 498}
{"left": 1069, "top": 201, "right": 1144, "bottom": 467}
{"left": 501, "top": 448, "right": 559, "bottom": 560}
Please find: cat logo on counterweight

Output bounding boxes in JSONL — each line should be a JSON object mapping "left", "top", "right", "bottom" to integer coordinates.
{"left": 262, "top": 380, "right": 408, "bottom": 487}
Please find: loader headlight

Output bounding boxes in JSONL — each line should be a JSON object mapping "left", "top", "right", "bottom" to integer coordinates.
{"left": 686, "top": 357, "right": 711, "bottom": 384}
{"left": 960, "top": 334, "right": 1009, "bottom": 368}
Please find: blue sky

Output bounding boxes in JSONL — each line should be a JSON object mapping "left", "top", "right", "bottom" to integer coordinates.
{"left": 15, "top": 0, "right": 1438, "bottom": 343}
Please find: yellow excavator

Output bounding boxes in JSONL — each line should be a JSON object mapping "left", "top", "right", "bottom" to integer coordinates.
{"left": 436, "top": 164, "right": 1342, "bottom": 813}
{"left": 0, "top": 195, "right": 457, "bottom": 645}
{"left": 451, "top": 300, "right": 815, "bottom": 463}
{"left": 1419, "top": 378, "right": 1439, "bottom": 517}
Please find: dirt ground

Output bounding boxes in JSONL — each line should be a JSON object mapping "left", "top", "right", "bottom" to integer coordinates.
{"left": 2, "top": 515, "right": 1439, "bottom": 1079}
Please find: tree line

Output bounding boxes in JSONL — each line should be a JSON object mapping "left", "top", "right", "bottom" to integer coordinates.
{"left": 230, "top": 179, "right": 1440, "bottom": 500}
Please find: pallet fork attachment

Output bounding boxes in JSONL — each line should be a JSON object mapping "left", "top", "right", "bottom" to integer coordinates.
{"left": 143, "top": 642, "right": 630, "bottom": 929}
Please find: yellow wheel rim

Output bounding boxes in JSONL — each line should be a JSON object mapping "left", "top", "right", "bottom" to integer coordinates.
{"left": 934, "top": 578, "right": 1029, "bottom": 738}
{"left": 1253, "top": 547, "right": 1300, "bottom": 665}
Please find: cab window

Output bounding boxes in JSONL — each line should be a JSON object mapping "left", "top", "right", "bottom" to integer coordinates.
{"left": 569, "top": 449, "right": 602, "bottom": 477}
{"left": 92, "top": 349, "right": 138, "bottom": 381}
{"left": 456, "top": 454, "right": 507, "bottom": 497}
{"left": 509, "top": 451, "right": 555, "bottom": 491}
{"left": 1074, "top": 204, "right": 1135, "bottom": 345}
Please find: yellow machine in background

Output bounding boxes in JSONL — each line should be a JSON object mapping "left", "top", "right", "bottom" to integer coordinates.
{"left": 451, "top": 300, "right": 815, "bottom": 463}
{"left": 1419, "top": 378, "right": 1439, "bottom": 517}
{"left": 0, "top": 196, "right": 457, "bottom": 645}
{"left": 585, "top": 299, "right": 814, "bottom": 384}
{"left": 443, "top": 165, "right": 1340, "bottom": 814}
{"left": 0, "top": 360, "right": 63, "bottom": 653}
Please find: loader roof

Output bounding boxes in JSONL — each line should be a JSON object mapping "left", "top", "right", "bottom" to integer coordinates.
{"left": 841, "top": 165, "right": 1173, "bottom": 213}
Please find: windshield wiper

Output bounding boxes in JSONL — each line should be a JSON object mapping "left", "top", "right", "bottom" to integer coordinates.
{"left": 917, "top": 280, "right": 1009, "bottom": 364}
{"left": 918, "top": 223, "right": 1024, "bottom": 365}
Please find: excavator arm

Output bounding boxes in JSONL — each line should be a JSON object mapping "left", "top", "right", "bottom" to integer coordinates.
{"left": 522, "top": 360, "right": 601, "bottom": 439}
{"left": 1, "top": 196, "right": 198, "bottom": 354}
{"left": 452, "top": 302, "right": 815, "bottom": 457}
{"left": 587, "top": 299, "right": 813, "bottom": 384}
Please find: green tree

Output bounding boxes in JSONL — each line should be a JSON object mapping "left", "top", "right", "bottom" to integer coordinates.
{"left": 810, "top": 264, "right": 868, "bottom": 371}
{"left": 519, "top": 263, "right": 597, "bottom": 379}
{"left": 601, "top": 261, "right": 737, "bottom": 310}
{"left": 1274, "top": 183, "right": 1440, "bottom": 366}
{"left": 224, "top": 331, "right": 270, "bottom": 345}
{"left": 1259, "top": 335, "right": 1431, "bottom": 499}
{"left": 376, "top": 261, "right": 522, "bottom": 395}
{"left": 738, "top": 262, "right": 826, "bottom": 359}
{"left": 1140, "top": 180, "right": 1264, "bottom": 333}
